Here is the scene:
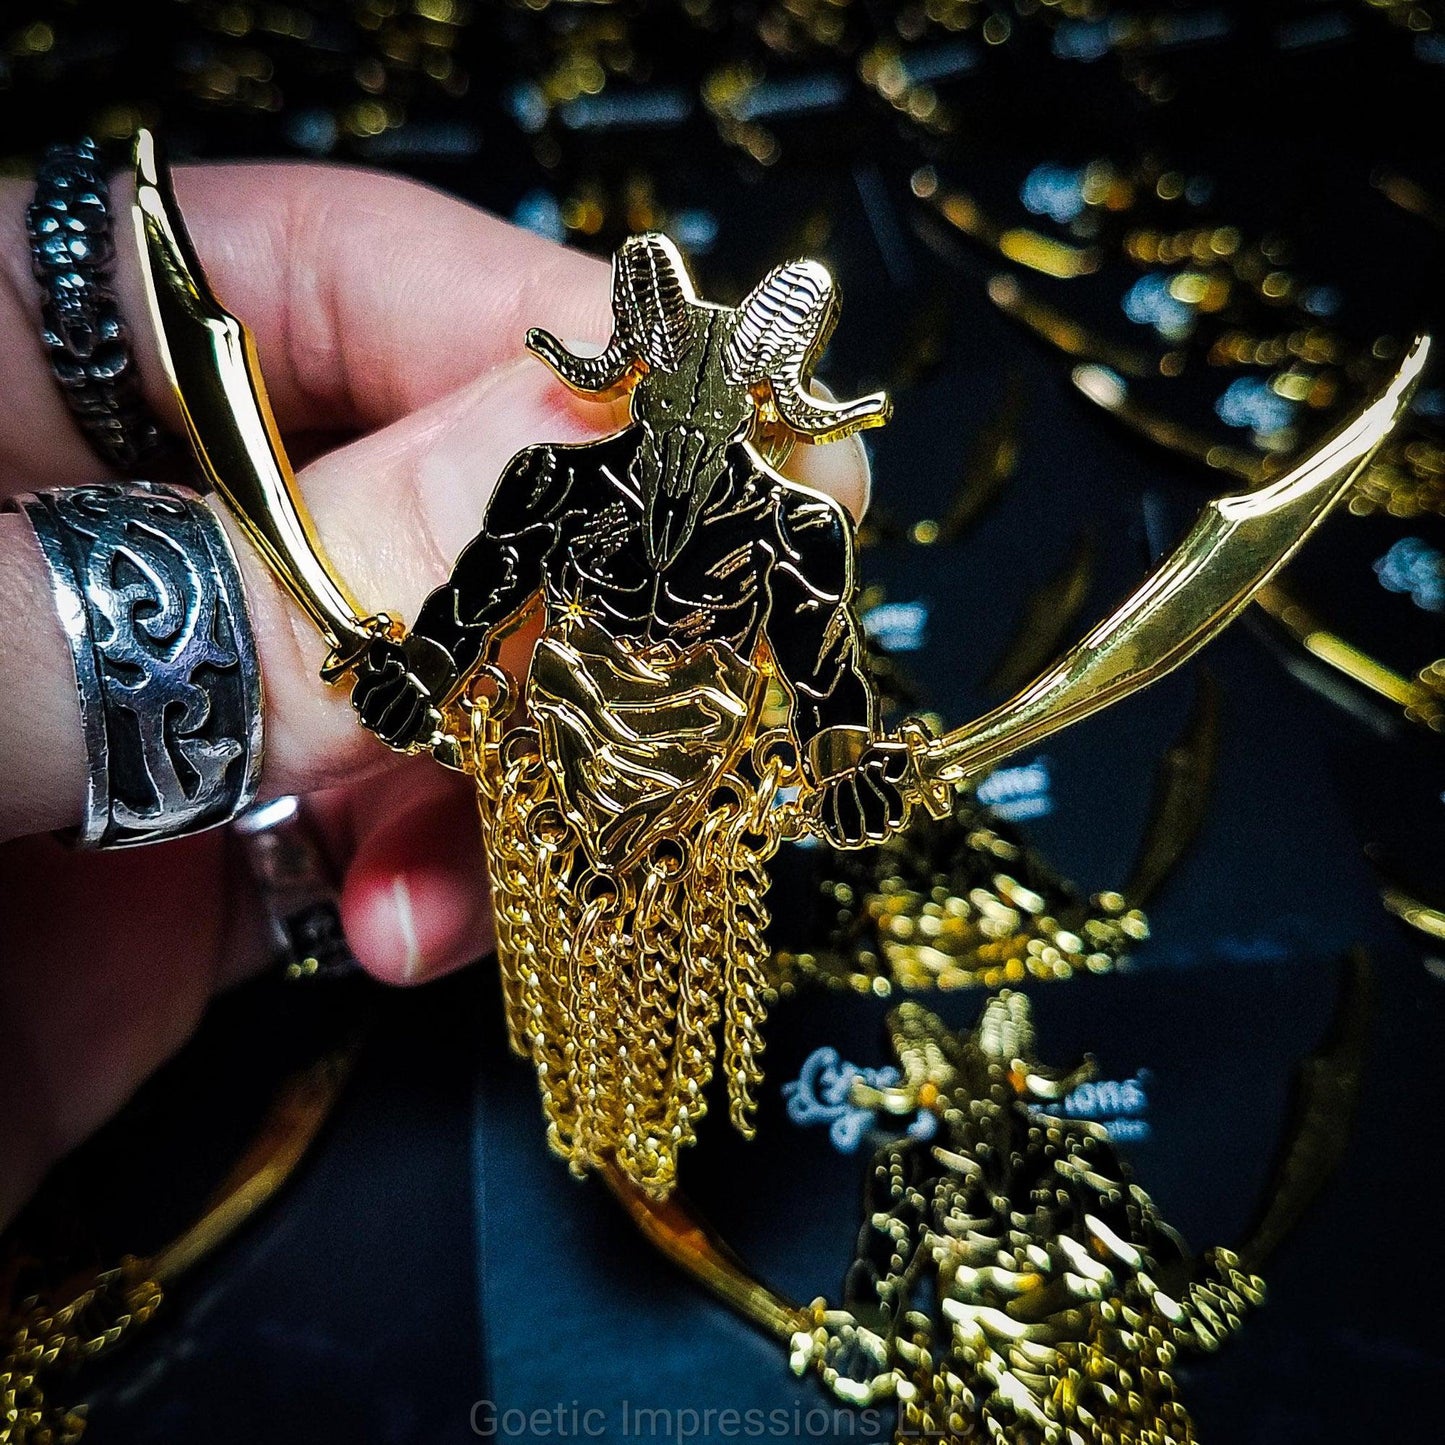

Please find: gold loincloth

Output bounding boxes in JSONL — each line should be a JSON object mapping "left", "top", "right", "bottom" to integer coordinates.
{"left": 526, "top": 616, "right": 763, "bottom": 871}
{"left": 469, "top": 618, "right": 787, "bottom": 1195}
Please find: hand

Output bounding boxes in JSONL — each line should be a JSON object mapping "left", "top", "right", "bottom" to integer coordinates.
{"left": 816, "top": 739, "right": 912, "bottom": 847}
{"left": 351, "top": 633, "right": 453, "bottom": 752}
{"left": 0, "top": 160, "right": 873, "bottom": 1227}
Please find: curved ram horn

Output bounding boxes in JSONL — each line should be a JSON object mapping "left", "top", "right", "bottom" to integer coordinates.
{"left": 526, "top": 233, "right": 697, "bottom": 394}
{"left": 725, "top": 259, "right": 891, "bottom": 443}
{"left": 620, "top": 233, "right": 697, "bottom": 371}
{"left": 525, "top": 323, "right": 636, "bottom": 396}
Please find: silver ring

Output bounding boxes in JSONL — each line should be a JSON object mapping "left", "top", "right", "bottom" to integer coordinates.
{"left": 10, "top": 481, "right": 263, "bottom": 847}
{"left": 27, "top": 138, "right": 169, "bottom": 471}
{"left": 234, "top": 795, "right": 360, "bottom": 981}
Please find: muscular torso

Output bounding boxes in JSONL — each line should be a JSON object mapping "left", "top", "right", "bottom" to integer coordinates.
{"left": 542, "top": 438, "right": 781, "bottom": 652}
{"left": 412, "top": 427, "right": 876, "bottom": 747}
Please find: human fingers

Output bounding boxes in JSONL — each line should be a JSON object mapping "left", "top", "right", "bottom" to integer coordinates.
{"left": 0, "top": 162, "right": 873, "bottom": 513}
{"left": 0, "top": 163, "right": 614, "bottom": 489}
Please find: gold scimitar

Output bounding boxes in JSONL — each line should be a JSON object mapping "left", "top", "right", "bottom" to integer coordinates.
{"left": 900, "top": 333, "right": 1430, "bottom": 813}
{"left": 132, "top": 128, "right": 392, "bottom": 678}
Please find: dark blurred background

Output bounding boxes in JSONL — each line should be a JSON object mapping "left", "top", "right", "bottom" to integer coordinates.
{"left": 2, "top": 3, "right": 1443, "bottom": 1441}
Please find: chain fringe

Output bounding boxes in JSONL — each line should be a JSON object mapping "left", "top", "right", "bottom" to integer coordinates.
{"left": 476, "top": 725, "right": 780, "bottom": 1196}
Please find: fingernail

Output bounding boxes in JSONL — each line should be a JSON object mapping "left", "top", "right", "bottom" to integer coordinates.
{"left": 392, "top": 874, "right": 424, "bottom": 984}
{"left": 783, "top": 430, "right": 872, "bottom": 520}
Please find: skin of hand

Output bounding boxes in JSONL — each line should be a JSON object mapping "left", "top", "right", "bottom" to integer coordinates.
{"left": 0, "top": 162, "right": 872, "bottom": 1227}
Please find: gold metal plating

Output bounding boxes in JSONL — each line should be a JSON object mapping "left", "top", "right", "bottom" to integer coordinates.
{"left": 602, "top": 957, "right": 1372, "bottom": 1442}
{"left": 772, "top": 797, "right": 1150, "bottom": 996}
{"left": 598, "top": 1160, "right": 814, "bottom": 1343}
{"left": 1381, "top": 885, "right": 1445, "bottom": 943}
{"left": 525, "top": 618, "right": 764, "bottom": 872}
{"left": 0, "top": 1046, "right": 354, "bottom": 1445}
{"left": 905, "top": 334, "right": 1431, "bottom": 801}
{"left": 470, "top": 688, "right": 778, "bottom": 1187}
{"left": 790, "top": 995, "right": 1266, "bottom": 1444}
{"left": 0, "top": 1262, "right": 161, "bottom": 1445}
{"left": 132, "top": 131, "right": 388, "bottom": 673}
{"left": 604, "top": 996, "right": 1266, "bottom": 1445}
{"left": 1254, "top": 581, "right": 1445, "bottom": 733}
{"left": 135, "top": 122, "right": 1430, "bottom": 1195}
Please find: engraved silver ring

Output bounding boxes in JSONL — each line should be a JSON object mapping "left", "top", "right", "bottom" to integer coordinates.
{"left": 10, "top": 480, "right": 263, "bottom": 848}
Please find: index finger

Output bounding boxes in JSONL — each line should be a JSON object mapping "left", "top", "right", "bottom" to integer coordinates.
{"left": 0, "top": 163, "right": 615, "bottom": 488}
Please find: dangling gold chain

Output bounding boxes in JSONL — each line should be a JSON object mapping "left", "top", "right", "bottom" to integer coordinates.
{"left": 467, "top": 687, "right": 790, "bottom": 1196}
{"left": 1, "top": 1262, "right": 162, "bottom": 1445}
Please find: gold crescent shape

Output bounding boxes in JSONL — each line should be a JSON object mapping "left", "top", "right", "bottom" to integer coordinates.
{"left": 131, "top": 128, "right": 382, "bottom": 673}
{"left": 904, "top": 335, "right": 1431, "bottom": 805}
{"left": 597, "top": 1159, "right": 814, "bottom": 1341}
